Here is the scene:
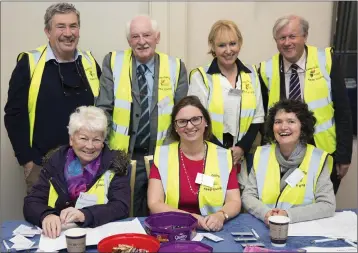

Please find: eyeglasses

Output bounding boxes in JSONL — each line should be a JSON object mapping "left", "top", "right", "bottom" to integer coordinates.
{"left": 57, "top": 59, "right": 88, "bottom": 96}
{"left": 174, "top": 116, "right": 203, "bottom": 128}
{"left": 276, "top": 34, "right": 303, "bottom": 43}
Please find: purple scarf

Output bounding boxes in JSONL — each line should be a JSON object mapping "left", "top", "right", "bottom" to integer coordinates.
{"left": 64, "top": 148, "right": 101, "bottom": 200}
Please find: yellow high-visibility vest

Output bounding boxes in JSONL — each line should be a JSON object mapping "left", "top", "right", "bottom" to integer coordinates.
{"left": 253, "top": 144, "right": 332, "bottom": 210}
{"left": 153, "top": 141, "right": 232, "bottom": 215}
{"left": 259, "top": 45, "right": 335, "bottom": 154}
{"left": 48, "top": 170, "right": 114, "bottom": 208}
{"left": 108, "top": 49, "right": 180, "bottom": 152}
{"left": 18, "top": 44, "right": 100, "bottom": 147}
{"left": 189, "top": 64, "right": 258, "bottom": 143}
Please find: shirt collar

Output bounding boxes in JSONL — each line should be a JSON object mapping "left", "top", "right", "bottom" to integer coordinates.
{"left": 283, "top": 49, "right": 306, "bottom": 73}
{"left": 135, "top": 55, "right": 155, "bottom": 74}
{"left": 45, "top": 42, "right": 79, "bottom": 63}
{"left": 206, "top": 57, "right": 251, "bottom": 75}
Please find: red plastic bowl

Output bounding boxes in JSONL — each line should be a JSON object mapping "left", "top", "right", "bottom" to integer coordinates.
{"left": 98, "top": 233, "right": 161, "bottom": 253}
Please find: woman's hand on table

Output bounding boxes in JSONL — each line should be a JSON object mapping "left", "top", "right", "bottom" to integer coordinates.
{"left": 60, "top": 207, "right": 85, "bottom": 224}
{"left": 204, "top": 212, "right": 225, "bottom": 232}
{"left": 42, "top": 214, "right": 61, "bottom": 238}
{"left": 191, "top": 213, "right": 210, "bottom": 231}
{"left": 264, "top": 208, "right": 288, "bottom": 226}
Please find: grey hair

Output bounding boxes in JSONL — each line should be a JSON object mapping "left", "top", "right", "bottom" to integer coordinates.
{"left": 272, "top": 15, "right": 309, "bottom": 39}
{"left": 44, "top": 2, "right": 80, "bottom": 30}
{"left": 68, "top": 106, "right": 108, "bottom": 138}
{"left": 125, "top": 14, "right": 159, "bottom": 40}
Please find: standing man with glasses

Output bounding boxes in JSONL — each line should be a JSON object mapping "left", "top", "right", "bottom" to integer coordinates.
{"left": 258, "top": 15, "right": 353, "bottom": 194}
{"left": 4, "top": 2, "right": 101, "bottom": 195}
{"left": 96, "top": 15, "right": 188, "bottom": 217}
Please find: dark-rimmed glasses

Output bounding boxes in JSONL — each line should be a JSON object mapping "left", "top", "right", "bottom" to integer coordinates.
{"left": 174, "top": 116, "right": 203, "bottom": 128}
{"left": 57, "top": 60, "right": 88, "bottom": 96}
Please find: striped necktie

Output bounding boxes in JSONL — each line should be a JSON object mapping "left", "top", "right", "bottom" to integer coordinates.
{"left": 135, "top": 64, "right": 150, "bottom": 148}
{"left": 289, "top": 63, "right": 301, "bottom": 100}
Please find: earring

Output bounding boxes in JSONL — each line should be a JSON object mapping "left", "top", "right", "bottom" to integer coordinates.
{"left": 205, "top": 125, "right": 208, "bottom": 127}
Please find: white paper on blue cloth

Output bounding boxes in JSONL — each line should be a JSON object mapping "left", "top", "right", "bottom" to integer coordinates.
{"left": 288, "top": 211, "right": 357, "bottom": 241}
{"left": 303, "top": 247, "right": 357, "bottom": 252}
{"left": 39, "top": 218, "right": 146, "bottom": 251}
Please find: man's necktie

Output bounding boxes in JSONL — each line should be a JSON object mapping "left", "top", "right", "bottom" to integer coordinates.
{"left": 289, "top": 63, "right": 301, "bottom": 100}
{"left": 135, "top": 64, "right": 150, "bottom": 148}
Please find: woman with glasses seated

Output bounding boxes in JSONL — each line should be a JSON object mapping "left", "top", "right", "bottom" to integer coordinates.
{"left": 188, "top": 20, "right": 264, "bottom": 189}
{"left": 24, "top": 106, "right": 130, "bottom": 238}
{"left": 148, "top": 96, "right": 241, "bottom": 232}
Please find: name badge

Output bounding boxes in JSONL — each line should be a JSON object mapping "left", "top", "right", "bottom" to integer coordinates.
{"left": 228, "top": 88, "right": 242, "bottom": 96}
{"left": 285, "top": 169, "right": 305, "bottom": 188}
{"left": 195, "top": 173, "right": 214, "bottom": 188}
{"left": 75, "top": 192, "right": 98, "bottom": 209}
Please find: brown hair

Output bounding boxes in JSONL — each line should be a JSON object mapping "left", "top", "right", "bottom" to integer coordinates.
{"left": 168, "top": 96, "right": 212, "bottom": 141}
{"left": 208, "top": 20, "right": 243, "bottom": 57}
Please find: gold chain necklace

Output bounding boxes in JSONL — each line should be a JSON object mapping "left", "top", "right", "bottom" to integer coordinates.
{"left": 179, "top": 143, "right": 207, "bottom": 195}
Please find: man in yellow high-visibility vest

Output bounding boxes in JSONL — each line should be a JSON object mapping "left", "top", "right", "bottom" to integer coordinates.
{"left": 96, "top": 15, "right": 188, "bottom": 216}
{"left": 4, "top": 3, "right": 101, "bottom": 195}
{"left": 258, "top": 15, "right": 353, "bottom": 194}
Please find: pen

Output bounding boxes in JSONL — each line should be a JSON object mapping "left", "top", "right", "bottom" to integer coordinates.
{"left": 312, "top": 238, "right": 338, "bottom": 243}
{"left": 2, "top": 240, "right": 10, "bottom": 251}
{"left": 344, "top": 239, "right": 357, "bottom": 248}
{"left": 251, "top": 228, "right": 260, "bottom": 239}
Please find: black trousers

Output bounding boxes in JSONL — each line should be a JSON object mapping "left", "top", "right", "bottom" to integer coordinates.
{"left": 132, "top": 149, "right": 150, "bottom": 217}
{"left": 330, "top": 159, "right": 341, "bottom": 195}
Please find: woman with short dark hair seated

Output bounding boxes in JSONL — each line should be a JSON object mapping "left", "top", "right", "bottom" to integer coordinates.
{"left": 242, "top": 99, "right": 335, "bottom": 225}
{"left": 24, "top": 106, "right": 130, "bottom": 238}
{"left": 148, "top": 96, "right": 241, "bottom": 232}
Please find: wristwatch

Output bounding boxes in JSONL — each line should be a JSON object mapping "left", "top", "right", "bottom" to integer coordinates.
{"left": 218, "top": 210, "right": 229, "bottom": 221}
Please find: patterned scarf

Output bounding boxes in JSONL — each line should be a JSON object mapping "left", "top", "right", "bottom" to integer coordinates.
{"left": 64, "top": 148, "right": 101, "bottom": 200}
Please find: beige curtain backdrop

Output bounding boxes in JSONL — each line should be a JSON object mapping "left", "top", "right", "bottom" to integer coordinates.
{"left": 1, "top": 1, "right": 356, "bottom": 222}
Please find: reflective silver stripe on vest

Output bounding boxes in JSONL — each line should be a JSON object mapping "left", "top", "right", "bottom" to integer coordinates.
{"left": 103, "top": 170, "right": 112, "bottom": 204}
{"left": 112, "top": 51, "right": 125, "bottom": 95}
{"left": 79, "top": 51, "right": 93, "bottom": 66}
{"left": 200, "top": 205, "right": 222, "bottom": 215}
{"left": 157, "top": 146, "right": 170, "bottom": 193}
{"left": 303, "top": 148, "right": 323, "bottom": 204}
{"left": 256, "top": 146, "right": 271, "bottom": 201}
{"left": 111, "top": 123, "right": 128, "bottom": 136}
{"left": 199, "top": 146, "right": 230, "bottom": 215}
{"left": 315, "top": 118, "right": 335, "bottom": 134}
{"left": 246, "top": 65, "right": 257, "bottom": 87}
{"left": 115, "top": 99, "right": 131, "bottom": 110}
{"left": 29, "top": 50, "right": 42, "bottom": 66}
{"left": 317, "top": 49, "right": 331, "bottom": 90}
{"left": 241, "top": 108, "right": 256, "bottom": 118}
{"left": 307, "top": 96, "right": 332, "bottom": 110}
{"left": 157, "top": 129, "right": 168, "bottom": 143}
{"left": 204, "top": 67, "right": 224, "bottom": 133}
{"left": 264, "top": 59, "right": 273, "bottom": 91}
{"left": 168, "top": 56, "right": 178, "bottom": 93}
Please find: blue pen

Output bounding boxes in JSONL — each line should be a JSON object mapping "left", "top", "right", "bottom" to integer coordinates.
{"left": 251, "top": 228, "right": 260, "bottom": 239}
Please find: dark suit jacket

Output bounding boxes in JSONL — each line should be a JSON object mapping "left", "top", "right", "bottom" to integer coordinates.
{"left": 96, "top": 51, "right": 188, "bottom": 157}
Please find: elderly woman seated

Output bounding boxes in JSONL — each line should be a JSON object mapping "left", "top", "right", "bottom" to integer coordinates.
{"left": 148, "top": 96, "right": 241, "bottom": 232}
{"left": 24, "top": 106, "right": 130, "bottom": 238}
{"left": 242, "top": 99, "right": 336, "bottom": 225}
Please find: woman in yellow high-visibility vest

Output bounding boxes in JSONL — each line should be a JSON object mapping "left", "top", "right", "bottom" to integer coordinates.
{"left": 23, "top": 106, "right": 130, "bottom": 238}
{"left": 148, "top": 96, "right": 241, "bottom": 232}
{"left": 242, "top": 99, "right": 335, "bottom": 224}
{"left": 188, "top": 20, "right": 264, "bottom": 190}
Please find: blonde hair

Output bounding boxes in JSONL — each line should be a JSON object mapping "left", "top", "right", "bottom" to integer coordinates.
{"left": 208, "top": 20, "right": 243, "bottom": 57}
{"left": 68, "top": 106, "right": 108, "bottom": 138}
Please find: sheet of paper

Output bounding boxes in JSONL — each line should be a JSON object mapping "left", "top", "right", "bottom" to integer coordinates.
{"left": 191, "top": 233, "right": 204, "bottom": 241}
{"left": 288, "top": 211, "right": 357, "bottom": 241}
{"left": 303, "top": 246, "right": 357, "bottom": 252}
{"left": 39, "top": 218, "right": 146, "bottom": 251}
{"left": 13, "top": 224, "right": 41, "bottom": 237}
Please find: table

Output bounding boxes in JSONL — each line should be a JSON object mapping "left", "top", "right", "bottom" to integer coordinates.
{"left": 1, "top": 213, "right": 354, "bottom": 252}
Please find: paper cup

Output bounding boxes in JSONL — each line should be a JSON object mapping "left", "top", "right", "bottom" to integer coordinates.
{"left": 64, "top": 228, "right": 87, "bottom": 253}
{"left": 268, "top": 215, "right": 290, "bottom": 247}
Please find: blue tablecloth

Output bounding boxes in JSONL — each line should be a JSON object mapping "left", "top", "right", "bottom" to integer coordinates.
{"left": 1, "top": 213, "right": 354, "bottom": 252}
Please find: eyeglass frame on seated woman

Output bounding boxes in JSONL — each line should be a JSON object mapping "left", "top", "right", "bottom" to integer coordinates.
{"left": 174, "top": 116, "right": 203, "bottom": 128}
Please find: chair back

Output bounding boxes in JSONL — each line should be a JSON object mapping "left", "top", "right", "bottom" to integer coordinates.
{"left": 129, "top": 160, "right": 137, "bottom": 217}
{"left": 144, "top": 155, "right": 154, "bottom": 178}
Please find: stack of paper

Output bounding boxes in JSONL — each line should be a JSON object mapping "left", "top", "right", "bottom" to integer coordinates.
{"left": 288, "top": 211, "right": 357, "bottom": 241}
{"left": 13, "top": 224, "right": 41, "bottom": 238}
{"left": 9, "top": 234, "right": 36, "bottom": 251}
{"left": 39, "top": 218, "right": 146, "bottom": 251}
